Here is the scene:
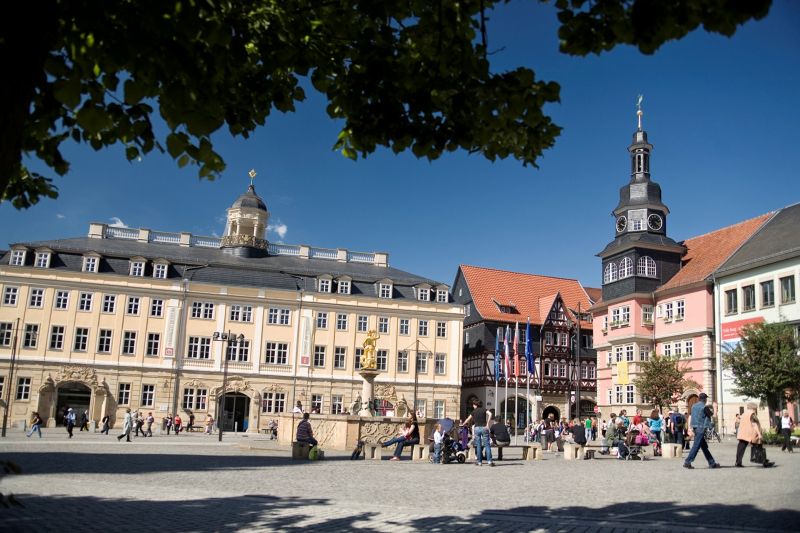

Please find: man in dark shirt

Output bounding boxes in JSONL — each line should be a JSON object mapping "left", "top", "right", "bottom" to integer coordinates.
{"left": 490, "top": 421, "right": 510, "bottom": 460}
{"left": 462, "top": 399, "right": 495, "bottom": 466}
{"left": 296, "top": 412, "right": 318, "bottom": 446}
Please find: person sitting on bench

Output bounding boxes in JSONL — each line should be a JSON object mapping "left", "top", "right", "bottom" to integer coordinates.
{"left": 572, "top": 418, "right": 589, "bottom": 459}
{"left": 490, "top": 421, "right": 511, "bottom": 460}
{"left": 296, "top": 412, "right": 318, "bottom": 446}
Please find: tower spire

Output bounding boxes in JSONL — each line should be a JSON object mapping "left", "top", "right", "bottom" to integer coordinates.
{"left": 636, "top": 94, "right": 644, "bottom": 130}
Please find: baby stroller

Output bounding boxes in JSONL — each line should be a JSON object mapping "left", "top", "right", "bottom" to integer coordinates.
{"left": 430, "top": 418, "right": 467, "bottom": 464}
{"left": 617, "top": 430, "right": 647, "bottom": 461}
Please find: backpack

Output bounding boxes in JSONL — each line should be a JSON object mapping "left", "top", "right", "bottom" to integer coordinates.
{"left": 308, "top": 445, "right": 320, "bottom": 461}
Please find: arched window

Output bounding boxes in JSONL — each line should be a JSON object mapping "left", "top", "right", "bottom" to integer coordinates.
{"left": 619, "top": 257, "right": 633, "bottom": 278}
{"left": 637, "top": 256, "right": 657, "bottom": 277}
{"left": 603, "top": 262, "right": 618, "bottom": 284}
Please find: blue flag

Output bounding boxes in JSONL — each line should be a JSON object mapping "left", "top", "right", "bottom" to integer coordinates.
{"left": 525, "top": 319, "right": 534, "bottom": 374}
{"left": 494, "top": 327, "right": 502, "bottom": 381}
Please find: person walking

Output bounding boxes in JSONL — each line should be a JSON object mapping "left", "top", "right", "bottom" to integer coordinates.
{"left": 683, "top": 393, "right": 721, "bottom": 469}
{"left": 145, "top": 412, "right": 155, "bottom": 437}
{"left": 648, "top": 410, "right": 663, "bottom": 443}
{"left": 735, "top": 402, "right": 774, "bottom": 468}
{"left": 173, "top": 414, "right": 183, "bottom": 434}
{"left": 163, "top": 414, "right": 173, "bottom": 435}
{"left": 65, "top": 408, "right": 76, "bottom": 438}
{"left": 117, "top": 408, "right": 133, "bottom": 442}
{"left": 134, "top": 412, "right": 146, "bottom": 437}
{"left": 79, "top": 410, "right": 89, "bottom": 431}
{"left": 780, "top": 409, "right": 794, "bottom": 453}
{"left": 100, "top": 414, "right": 110, "bottom": 435}
{"left": 26, "top": 412, "right": 43, "bottom": 438}
{"left": 461, "top": 399, "right": 494, "bottom": 467}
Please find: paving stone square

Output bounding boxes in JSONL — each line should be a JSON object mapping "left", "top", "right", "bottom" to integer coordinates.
{"left": 1, "top": 429, "right": 798, "bottom": 532}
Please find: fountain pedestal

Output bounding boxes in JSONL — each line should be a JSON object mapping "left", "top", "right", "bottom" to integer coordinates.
{"left": 357, "top": 369, "right": 380, "bottom": 416}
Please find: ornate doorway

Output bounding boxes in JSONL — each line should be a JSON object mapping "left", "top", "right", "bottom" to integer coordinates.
{"left": 220, "top": 392, "right": 250, "bottom": 432}
{"left": 56, "top": 383, "right": 91, "bottom": 426}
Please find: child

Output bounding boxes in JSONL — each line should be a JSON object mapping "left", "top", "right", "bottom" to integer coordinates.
{"left": 433, "top": 423, "right": 444, "bottom": 464}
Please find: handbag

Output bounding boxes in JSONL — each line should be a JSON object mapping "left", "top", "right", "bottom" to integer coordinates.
{"left": 750, "top": 443, "right": 767, "bottom": 464}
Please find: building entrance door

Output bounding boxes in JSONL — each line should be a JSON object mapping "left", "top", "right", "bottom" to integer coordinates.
{"left": 56, "top": 383, "right": 91, "bottom": 426}
{"left": 221, "top": 393, "right": 250, "bottom": 432}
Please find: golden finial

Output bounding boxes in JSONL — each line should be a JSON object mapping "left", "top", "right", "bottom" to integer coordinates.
{"left": 248, "top": 169, "right": 257, "bottom": 186}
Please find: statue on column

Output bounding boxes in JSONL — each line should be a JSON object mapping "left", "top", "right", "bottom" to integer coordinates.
{"left": 360, "top": 330, "right": 380, "bottom": 369}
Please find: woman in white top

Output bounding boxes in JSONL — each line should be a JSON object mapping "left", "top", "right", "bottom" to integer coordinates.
{"left": 780, "top": 409, "right": 794, "bottom": 453}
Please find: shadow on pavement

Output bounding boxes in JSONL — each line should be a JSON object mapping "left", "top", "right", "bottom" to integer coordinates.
{"left": 403, "top": 502, "right": 800, "bottom": 532}
{"left": 1, "top": 494, "right": 797, "bottom": 532}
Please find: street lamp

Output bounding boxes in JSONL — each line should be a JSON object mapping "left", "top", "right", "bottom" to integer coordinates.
{"left": 212, "top": 331, "right": 245, "bottom": 442}
{"left": 1, "top": 318, "right": 20, "bottom": 438}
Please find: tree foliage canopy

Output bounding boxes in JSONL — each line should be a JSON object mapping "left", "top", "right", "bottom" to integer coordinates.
{"left": 723, "top": 321, "right": 800, "bottom": 412}
{"left": 0, "top": 0, "right": 772, "bottom": 207}
{"left": 633, "top": 354, "right": 699, "bottom": 410}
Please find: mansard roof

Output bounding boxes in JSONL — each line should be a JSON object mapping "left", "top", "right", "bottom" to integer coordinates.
{"left": 3, "top": 235, "right": 445, "bottom": 301}
{"left": 458, "top": 265, "right": 592, "bottom": 327}
{"left": 715, "top": 203, "right": 800, "bottom": 277}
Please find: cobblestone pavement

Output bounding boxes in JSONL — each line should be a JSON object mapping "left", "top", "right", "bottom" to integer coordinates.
{"left": 1, "top": 428, "right": 798, "bottom": 532}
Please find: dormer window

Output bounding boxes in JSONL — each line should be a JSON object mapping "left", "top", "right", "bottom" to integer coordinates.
{"left": 129, "top": 260, "right": 145, "bottom": 277}
{"left": 318, "top": 278, "right": 331, "bottom": 293}
{"left": 9, "top": 250, "right": 26, "bottom": 266}
{"left": 436, "top": 289, "right": 448, "bottom": 303}
{"left": 417, "top": 288, "right": 430, "bottom": 302}
{"left": 379, "top": 283, "right": 392, "bottom": 299}
{"left": 34, "top": 252, "right": 51, "bottom": 268}
{"left": 82, "top": 256, "right": 99, "bottom": 273}
{"left": 153, "top": 263, "right": 168, "bottom": 279}
{"left": 337, "top": 279, "right": 351, "bottom": 295}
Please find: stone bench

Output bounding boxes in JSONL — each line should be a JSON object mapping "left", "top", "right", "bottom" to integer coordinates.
{"left": 662, "top": 443, "right": 683, "bottom": 459}
{"left": 363, "top": 443, "right": 383, "bottom": 460}
{"left": 411, "top": 445, "right": 429, "bottom": 462}
{"left": 468, "top": 443, "right": 542, "bottom": 461}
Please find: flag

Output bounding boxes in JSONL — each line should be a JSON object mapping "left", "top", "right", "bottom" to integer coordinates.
{"left": 494, "top": 327, "right": 501, "bottom": 382}
{"left": 503, "top": 325, "right": 511, "bottom": 377}
{"left": 525, "top": 319, "right": 534, "bottom": 375}
{"left": 513, "top": 322, "right": 520, "bottom": 377}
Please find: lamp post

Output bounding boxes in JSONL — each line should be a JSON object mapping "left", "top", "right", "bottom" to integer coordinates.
{"left": 1, "top": 318, "right": 20, "bottom": 438}
{"left": 212, "top": 331, "right": 245, "bottom": 442}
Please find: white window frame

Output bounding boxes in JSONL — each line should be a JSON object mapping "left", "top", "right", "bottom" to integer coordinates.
{"left": 376, "top": 349, "right": 388, "bottom": 371}
{"left": 436, "top": 289, "right": 448, "bottom": 303}
{"left": 16, "top": 377, "right": 32, "bottom": 400}
{"left": 357, "top": 315, "right": 368, "bottom": 332}
{"left": 399, "top": 319, "right": 409, "bottom": 336}
{"left": 0, "top": 322, "right": 11, "bottom": 347}
{"left": 331, "top": 395, "right": 344, "bottom": 414}
{"left": 378, "top": 316, "right": 389, "bottom": 334}
{"left": 102, "top": 294, "right": 116, "bottom": 313}
{"left": 675, "top": 299, "right": 685, "bottom": 320}
{"left": 418, "top": 320, "right": 429, "bottom": 336}
{"left": 626, "top": 385, "right": 635, "bottom": 404}
{"left": 603, "top": 263, "right": 618, "bottom": 284}
{"left": 379, "top": 283, "right": 392, "bottom": 299}
{"left": 187, "top": 336, "right": 211, "bottom": 359}
{"left": 334, "top": 346, "right": 346, "bottom": 369}
{"left": 118, "top": 383, "right": 131, "bottom": 405}
{"left": 54, "top": 290, "right": 69, "bottom": 310}
{"left": 397, "top": 350, "right": 409, "bottom": 373}
{"left": 316, "top": 312, "right": 328, "bottom": 329}
{"left": 122, "top": 331, "right": 137, "bottom": 355}
{"left": 141, "top": 384, "right": 155, "bottom": 407}
{"left": 129, "top": 261, "right": 145, "bottom": 277}
{"left": 97, "top": 329, "right": 112, "bottom": 353}
{"left": 313, "top": 345, "right": 326, "bottom": 367}
{"left": 637, "top": 256, "right": 656, "bottom": 277}
{"left": 150, "top": 299, "right": 163, "bottom": 317}
{"left": 73, "top": 327, "right": 89, "bottom": 351}
{"left": 9, "top": 250, "right": 26, "bottom": 266}
{"left": 436, "top": 321, "right": 447, "bottom": 338}
{"left": 264, "top": 342, "right": 289, "bottom": 365}
{"left": 684, "top": 339, "right": 693, "bottom": 358}
{"left": 642, "top": 305, "right": 654, "bottom": 325}
{"left": 336, "top": 313, "right": 348, "bottom": 331}
{"left": 619, "top": 257, "right": 633, "bottom": 278}
{"left": 780, "top": 276, "right": 796, "bottom": 304}
{"left": 3, "top": 286, "right": 19, "bottom": 306}
{"left": 337, "top": 280, "right": 351, "bottom": 295}
{"left": 153, "top": 263, "right": 168, "bottom": 279}
{"left": 261, "top": 391, "right": 286, "bottom": 413}
{"left": 318, "top": 278, "right": 331, "bottom": 293}
{"left": 146, "top": 333, "right": 161, "bottom": 357}
{"left": 229, "top": 304, "right": 253, "bottom": 323}
{"left": 82, "top": 256, "right": 98, "bottom": 273}
{"left": 434, "top": 400, "right": 445, "bottom": 419}
{"left": 434, "top": 352, "right": 446, "bottom": 374}
{"left": 34, "top": 252, "right": 51, "bottom": 268}
{"left": 49, "top": 325, "right": 65, "bottom": 350}
{"left": 417, "top": 287, "right": 430, "bottom": 302}
{"left": 29, "top": 288, "right": 44, "bottom": 308}
{"left": 126, "top": 296, "right": 140, "bottom": 316}
{"left": 78, "top": 292, "right": 93, "bottom": 312}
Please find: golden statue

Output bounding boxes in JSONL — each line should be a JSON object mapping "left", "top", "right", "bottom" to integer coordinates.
{"left": 361, "top": 329, "right": 380, "bottom": 370}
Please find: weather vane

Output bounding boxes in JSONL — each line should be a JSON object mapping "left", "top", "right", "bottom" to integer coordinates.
{"left": 248, "top": 169, "right": 257, "bottom": 186}
{"left": 636, "top": 94, "right": 644, "bottom": 130}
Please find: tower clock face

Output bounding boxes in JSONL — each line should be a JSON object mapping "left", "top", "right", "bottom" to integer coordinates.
{"left": 648, "top": 214, "right": 663, "bottom": 231}
{"left": 616, "top": 216, "right": 627, "bottom": 232}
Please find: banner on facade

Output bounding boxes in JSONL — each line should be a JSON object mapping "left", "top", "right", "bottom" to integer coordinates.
{"left": 164, "top": 304, "right": 178, "bottom": 357}
{"left": 299, "top": 315, "right": 312, "bottom": 366}
{"left": 617, "top": 361, "right": 629, "bottom": 385}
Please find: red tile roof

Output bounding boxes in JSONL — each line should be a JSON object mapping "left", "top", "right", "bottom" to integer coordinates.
{"left": 584, "top": 287, "right": 602, "bottom": 304}
{"left": 460, "top": 265, "right": 593, "bottom": 326}
{"left": 657, "top": 212, "right": 774, "bottom": 293}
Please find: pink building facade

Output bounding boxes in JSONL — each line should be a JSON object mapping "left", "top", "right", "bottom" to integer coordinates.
{"left": 591, "top": 107, "right": 771, "bottom": 421}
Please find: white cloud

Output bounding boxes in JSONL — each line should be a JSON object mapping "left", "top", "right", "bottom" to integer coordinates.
{"left": 109, "top": 217, "right": 128, "bottom": 228}
{"left": 267, "top": 222, "right": 288, "bottom": 240}
{"left": 56, "top": 214, "right": 65, "bottom": 219}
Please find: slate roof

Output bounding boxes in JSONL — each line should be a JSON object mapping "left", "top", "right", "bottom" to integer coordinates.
{"left": 716, "top": 203, "right": 800, "bottom": 276}
{"left": 458, "top": 265, "right": 593, "bottom": 326}
{"left": 597, "top": 231, "right": 684, "bottom": 258}
{"left": 656, "top": 212, "right": 773, "bottom": 293}
{"left": 2, "top": 235, "right": 447, "bottom": 301}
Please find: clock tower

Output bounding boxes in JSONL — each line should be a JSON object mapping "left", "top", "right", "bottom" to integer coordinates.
{"left": 598, "top": 101, "right": 685, "bottom": 301}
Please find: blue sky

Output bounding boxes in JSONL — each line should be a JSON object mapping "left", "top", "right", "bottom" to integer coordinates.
{"left": 1, "top": 1, "right": 798, "bottom": 290}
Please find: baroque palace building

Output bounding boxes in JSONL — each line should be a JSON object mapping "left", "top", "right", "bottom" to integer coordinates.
{"left": 0, "top": 182, "right": 464, "bottom": 432}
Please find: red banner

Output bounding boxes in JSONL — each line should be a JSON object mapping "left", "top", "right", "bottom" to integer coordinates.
{"left": 721, "top": 316, "right": 764, "bottom": 340}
